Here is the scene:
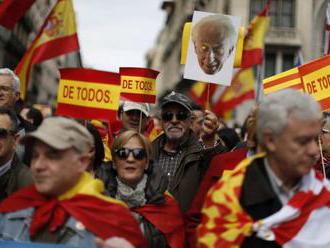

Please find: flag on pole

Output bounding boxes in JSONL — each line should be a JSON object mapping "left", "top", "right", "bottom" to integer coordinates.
{"left": 0, "top": 0, "right": 36, "bottom": 29}
{"left": 212, "top": 68, "right": 255, "bottom": 117}
{"left": 15, "top": 0, "right": 79, "bottom": 99}
{"left": 188, "top": 82, "right": 218, "bottom": 109}
{"left": 324, "top": 3, "right": 330, "bottom": 55}
{"left": 240, "top": 1, "right": 270, "bottom": 68}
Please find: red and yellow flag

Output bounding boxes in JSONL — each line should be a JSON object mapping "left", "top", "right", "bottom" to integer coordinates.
{"left": 240, "top": 2, "right": 270, "bottom": 68}
{"left": 15, "top": 0, "right": 79, "bottom": 99}
{"left": 197, "top": 154, "right": 265, "bottom": 248}
{"left": 188, "top": 82, "right": 218, "bottom": 109}
{"left": 120, "top": 67, "right": 159, "bottom": 103}
{"left": 56, "top": 68, "right": 121, "bottom": 121}
{"left": 0, "top": 0, "right": 36, "bottom": 29}
{"left": 263, "top": 67, "right": 303, "bottom": 95}
{"left": 212, "top": 68, "right": 255, "bottom": 117}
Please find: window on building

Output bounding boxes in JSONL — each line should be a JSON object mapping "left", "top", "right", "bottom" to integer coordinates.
{"left": 264, "top": 46, "right": 298, "bottom": 77}
{"left": 250, "top": 0, "right": 295, "bottom": 28}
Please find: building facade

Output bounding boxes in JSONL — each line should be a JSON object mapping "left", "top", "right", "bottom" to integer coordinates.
{"left": 147, "top": 0, "right": 329, "bottom": 121}
{"left": 0, "top": 0, "right": 81, "bottom": 106}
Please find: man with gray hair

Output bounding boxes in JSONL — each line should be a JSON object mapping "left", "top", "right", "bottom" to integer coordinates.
{"left": 191, "top": 14, "right": 236, "bottom": 75}
{"left": 198, "top": 89, "right": 322, "bottom": 247}
{"left": 0, "top": 68, "right": 20, "bottom": 109}
{"left": 0, "top": 68, "right": 35, "bottom": 162}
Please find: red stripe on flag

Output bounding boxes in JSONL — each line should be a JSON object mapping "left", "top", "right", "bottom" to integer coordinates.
{"left": 319, "top": 97, "right": 330, "bottom": 112}
{"left": 212, "top": 90, "right": 254, "bottom": 116}
{"left": 299, "top": 55, "right": 330, "bottom": 76}
{"left": 31, "top": 34, "right": 79, "bottom": 65}
{"left": 0, "top": 0, "right": 35, "bottom": 29}
{"left": 60, "top": 68, "right": 120, "bottom": 85}
{"left": 56, "top": 103, "right": 117, "bottom": 122}
{"left": 120, "top": 67, "right": 159, "bottom": 79}
{"left": 121, "top": 93, "right": 156, "bottom": 103}
{"left": 273, "top": 187, "right": 330, "bottom": 245}
{"left": 240, "top": 49, "right": 263, "bottom": 68}
{"left": 263, "top": 73, "right": 301, "bottom": 89}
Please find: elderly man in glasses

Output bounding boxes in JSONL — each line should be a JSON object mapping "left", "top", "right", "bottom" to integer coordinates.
{"left": 0, "top": 107, "right": 32, "bottom": 202}
{"left": 152, "top": 91, "right": 226, "bottom": 212}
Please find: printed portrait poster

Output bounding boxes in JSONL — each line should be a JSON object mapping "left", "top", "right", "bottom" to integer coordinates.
{"left": 184, "top": 11, "right": 241, "bottom": 86}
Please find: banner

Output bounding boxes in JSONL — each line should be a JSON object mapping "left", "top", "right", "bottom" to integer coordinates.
{"left": 15, "top": 0, "right": 79, "bottom": 99}
{"left": 56, "top": 68, "right": 121, "bottom": 121}
{"left": 120, "top": 67, "right": 159, "bottom": 103}
{"left": 263, "top": 67, "right": 303, "bottom": 95}
{"left": 240, "top": 1, "right": 270, "bottom": 68}
{"left": 0, "top": 0, "right": 35, "bottom": 29}
{"left": 299, "top": 55, "right": 330, "bottom": 111}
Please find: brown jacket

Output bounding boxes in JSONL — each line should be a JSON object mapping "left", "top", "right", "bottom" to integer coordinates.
{"left": 152, "top": 132, "right": 226, "bottom": 212}
{"left": 0, "top": 154, "right": 33, "bottom": 202}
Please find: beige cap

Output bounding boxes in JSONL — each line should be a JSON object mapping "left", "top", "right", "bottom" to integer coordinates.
{"left": 21, "top": 116, "right": 94, "bottom": 153}
{"left": 122, "top": 101, "right": 150, "bottom": 117}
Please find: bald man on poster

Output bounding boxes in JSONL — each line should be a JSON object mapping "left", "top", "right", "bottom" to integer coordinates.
{"left": 184, "top": 12, "right": 240, "bottom": 86}
{"left": 192, "top": 14, "right": 236, "bottom": 75}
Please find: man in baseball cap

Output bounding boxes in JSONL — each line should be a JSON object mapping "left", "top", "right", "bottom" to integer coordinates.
{"left": 118, "top": 101, "right": 150, "bottom": 133}
{"left": 0, "top": 116, "right": 147, "bottom": 247}
{"left": 152, "top": 91, "right": 226, "bottom": 212}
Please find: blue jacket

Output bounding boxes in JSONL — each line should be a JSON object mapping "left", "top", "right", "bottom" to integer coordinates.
{"left": 0, "top": 208, "right": 97, "bottom": 248}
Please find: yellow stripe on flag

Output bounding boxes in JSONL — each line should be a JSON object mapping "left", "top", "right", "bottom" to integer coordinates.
{"left": 120, "top": 76, "right": 156, "bottom": 95}
{"left": 57, "top": 79, "right": 121, "bottom": 110}
{"left": 263, "top": 67, "right": 303, "bottom": 95}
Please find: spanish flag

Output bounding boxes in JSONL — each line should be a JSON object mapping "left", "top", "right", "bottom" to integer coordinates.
{"left": 212, "top": 68, "right": 255, "bottom": 117}
{"left": 263, "top": 67, "right": 303, "bottom": 95}
{"left": 15, "top": 0, "right": 79, "bottom": 99}
{"left": 240, "top": 1, "right": 270, "bottom": 68}
{"left": 188, "top": 82, "right": 218, "bottom": 109}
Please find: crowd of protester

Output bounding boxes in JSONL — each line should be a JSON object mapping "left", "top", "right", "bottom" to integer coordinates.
{"left": 0, "top": 68, "right": 330, "bottom": 248}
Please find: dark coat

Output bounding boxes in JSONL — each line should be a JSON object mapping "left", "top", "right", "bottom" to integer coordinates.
{"left": 104, "top": 162, "right": 170, "bottom": 248}
{"left": 0, "top": 154, "right": 33, "bottom": 202}
{"left": 152, "top": 132, "right": 226, "bottom": 213}
{"left": 240, "top": 157, "right": 282, "bottom": 248}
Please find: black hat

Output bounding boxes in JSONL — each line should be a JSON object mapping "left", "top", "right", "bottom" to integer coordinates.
{"left": 160, "top": 91, "right": 193, "bottom": 112}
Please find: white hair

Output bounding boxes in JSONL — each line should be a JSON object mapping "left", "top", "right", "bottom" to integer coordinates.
{"left": 191, "top": 14, "right": 237, "bottom": 51}
{"left": 0, "top": 68, "right": 20, "bottom": 93}
{"left": 257, "top": 89, "right": 322, "bottom": 145}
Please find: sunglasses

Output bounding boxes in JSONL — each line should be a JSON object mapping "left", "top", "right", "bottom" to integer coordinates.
{"left": 161, "top": 111, "right": 190, "bottom": 122}
{"left": 0, "top": 128, "right": 15, "bottom": 139}
{"left": 114, "top": 148, "right": 147, "bottom": 160}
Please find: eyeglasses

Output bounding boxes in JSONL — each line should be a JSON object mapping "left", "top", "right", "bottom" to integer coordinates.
{"left": 0, "top": 85, "right": 14, "bottom": 93}
{"left": 161, "top": 111, "right": 190, "bottom": 122}
{"left": 0, "top": 128, "right": 16, "bottom": 139}
{"left": 114, "top": 148, "right": 147, "bottom": 160}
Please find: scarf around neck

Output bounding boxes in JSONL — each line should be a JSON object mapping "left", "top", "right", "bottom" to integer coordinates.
{"left": 116, "top": 174, "right": 147, "bottom": 208}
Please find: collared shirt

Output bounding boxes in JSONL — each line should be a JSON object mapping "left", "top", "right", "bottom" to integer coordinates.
{"left": 158, "top": 149, "right": 182, "bottom": 186}
{"left": 264, "top": 158, "right": 302, "bottom": 205}
{"left": 0, "top": 158, "right": 13, "bottom": 177}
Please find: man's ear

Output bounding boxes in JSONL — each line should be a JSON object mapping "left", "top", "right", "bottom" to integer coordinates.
{"left": 78, "top": 153, "right": 91, "bottom": 172}
{"left": 13, "top": 133, "right": 20, "bottom": 149}
{"left": 263, "top": 129, "right": 277, "bottom": 152}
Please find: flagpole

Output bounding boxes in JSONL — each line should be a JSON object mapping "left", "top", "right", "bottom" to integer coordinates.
{"left": 206, "top": 83, "right": 210, "bottom": 110}
{"left": 255, "top": 64, "right": 264, "bottom": 103}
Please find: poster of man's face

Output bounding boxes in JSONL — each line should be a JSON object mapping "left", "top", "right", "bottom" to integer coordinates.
{"left": 184, "top": 11, "right": 241, "bottom": 86}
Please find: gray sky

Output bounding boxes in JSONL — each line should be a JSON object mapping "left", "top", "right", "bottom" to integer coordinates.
{"left": 73, "top": 0, "right": 166, "bottom": 72}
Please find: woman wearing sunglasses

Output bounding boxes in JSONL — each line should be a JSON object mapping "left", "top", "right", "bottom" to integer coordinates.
{"left": 104, "top": 130, "right": 184, "bottom": 248}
